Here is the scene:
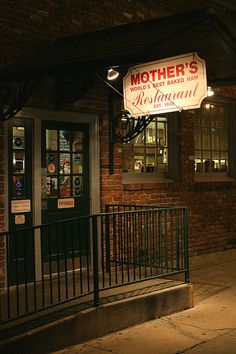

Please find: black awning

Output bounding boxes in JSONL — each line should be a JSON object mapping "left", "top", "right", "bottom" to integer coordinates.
{"left": 0, "top": 7, "right": 236, "bottom": 86}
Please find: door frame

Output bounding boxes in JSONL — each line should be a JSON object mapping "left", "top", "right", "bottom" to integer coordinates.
{"left": 5, "top": 108, "right": 100, "bottom": 283}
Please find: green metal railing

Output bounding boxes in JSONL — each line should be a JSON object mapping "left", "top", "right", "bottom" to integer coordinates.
{"left": 0, "top": 204, "right": 189, "bottom": 324}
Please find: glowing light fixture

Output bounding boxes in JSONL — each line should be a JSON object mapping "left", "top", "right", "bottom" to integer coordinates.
{"left": 107, "top": 68, "right": 119, "bottom": 81}
{"left": 207, "top": 86, "right": 214, "bottom": 97}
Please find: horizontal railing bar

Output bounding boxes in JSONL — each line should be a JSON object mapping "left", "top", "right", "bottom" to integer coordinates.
{"left": 0, "top": 206, "right": 187, "bottom": 238}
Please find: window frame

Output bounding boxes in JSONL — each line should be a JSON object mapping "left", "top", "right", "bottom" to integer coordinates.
{"left": 194, "top": 95, "right": 236, "bottom": 182}
{"left": 122, "top": 112, "right": 179, "bottom": 184}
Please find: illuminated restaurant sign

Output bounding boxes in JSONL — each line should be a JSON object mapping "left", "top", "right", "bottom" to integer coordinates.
{"left": 123, "top": 53, "right": 207, "bottom": 116}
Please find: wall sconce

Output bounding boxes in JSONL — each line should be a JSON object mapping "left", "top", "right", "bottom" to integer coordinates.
{"left": 107, "top": 68, "right": 119, "bottom": 80}
{"left": 207, "top": 86, "right": 214, "bottom": 96}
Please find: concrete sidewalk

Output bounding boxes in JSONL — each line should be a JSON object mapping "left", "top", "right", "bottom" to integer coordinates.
{"left": 51, "top": 256, "right": 236, "bottom": 354}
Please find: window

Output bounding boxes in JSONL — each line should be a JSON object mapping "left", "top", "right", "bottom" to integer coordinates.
{"left": 44, "top": 128, "right": 84, "bottom": 198}
{"left": 123, "top": 116, "right": 168, "bottom": 174}
{"left": 122, "top": 113, "right": 179, "bottom": 183}
{"left": 194, "top": 100, "right": 230, "bottom": 178}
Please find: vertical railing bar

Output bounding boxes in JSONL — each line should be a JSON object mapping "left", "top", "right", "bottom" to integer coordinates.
{"left": 48, "top": 224, "right": 53, "bottom": 305}
{"left": 138, "top": 211, "right": 142, "bottom": 279}
{"left": 78, "top": 219, "right": 83, "bottom": 294}
{"left": 159, "top": 210, "right": 163, "bottom": 274}
{"left": 14, "top": 231, "right": 20, "bottom": 317}
{"left": 132, "top": 211, "right": 136, "bottom": 282}
{"left": 123, "top": 211, "right": 127, "bottom": 283}
{"left": 155, "top": 209, "right": 159, "bottom": 276}
{"left": 92, "top": 215, "right": 99, "bottom": 307}
{"left": 164, "top": 209, "right": 168, "bottom": 273}
{"left": 71, "top": 220, "right": 76, "bottom": 298}
{"left": 23, "top": 230, "right": 28, "bottom": 314}
{"left": 113, "top": 213, "right": 118, "bottom": 285}
{"left": 176, "top": 209, "right": 180, "bottom": 271}
{"left": 144, "top": 211, "right": 148, "bottom": 278}
{"left": 85, "top": 217, "right": 90, "bottom": 293}
{"left": 127, "top": 212, "right": 130, "bottom": 283}
{"left": 180, "top": 208, "right": 184, "bottom": 270}
{"left": 63, "top": 221, "right": 68, "bottom": 300}
{"left": 56, "top": 223, "right": 61, "bottom": 303}
{"left": 107, "top": 214, "right": 112, "bottom": 287}
{"left": 105, "top": 205, "right": 111, "bottom": 278}
{"left": 170, "top": 209, "right": 174, "bottom": 271}
{"left": 32, "top": 228, "right": 37, "bottom": 311}
{"left": 6, "top": 233, "right": 11, "bottom": 320}
{"left": 151, "top": 210, "right": 154, "bottom": 276}
{"left": 101, "top": 214, "right": 105, "bottom": 288}
{"left": 119, "top": 213, "right": 124, "bottom": 284}
{"left": 184, "top": 207, "right": 190, "bottom": 283}
{"left": 40, "top": 226, "right": 45, "bottom": 308}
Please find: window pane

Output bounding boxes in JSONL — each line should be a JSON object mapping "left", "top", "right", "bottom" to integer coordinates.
{"left": 60, "top": 153, "right": 71, "bottom": 174}
{"left": 211, "top": 128, "right": 219, "bottom": 150}
{"left": 202, "top": 128, "right": 211, "bottom": 149}
{"left": 72, "top": 131, "right": 83, "bottom": 152}
{"left": 73, "top": 153, "right": 83, "bottom": 174}
{"left": 13, "top": 151, "right": 25, "bottom": 173}
{"left": 220, "top": 130, "right": 228, "bottom": 151}
{"left": 194, "top": 101, "right": 229, "bottom": 174}
{"left": 60, "top": 176, "right": 71, "bottom": 197}
{"left": 195, "top": 127, "right": 201, "bottom": 150}
{"left": 13, "top": 176, "right": 25, "bottom": 198}
{"left": 59, "top": 130, "right": 70, "bottom": 151}
{"left": 73, "top": 176, "right": 83, "bottom": 196}
{"left": 122, "top": 116, "right": 168, "bottom": 175}
{"left": 46, "top": 176, "right": 58, "bottom": 197}
{"left": 46, "top": 129, "right": 57, "bottom": 150}
{"left": 134, "top": 156, "right": 144, "bottom": 172}
{"left": 13, "top": 126, "right": 25, "bottom": 149}
{"left": 47, "top": 153, "right": 58, "bottom": 174}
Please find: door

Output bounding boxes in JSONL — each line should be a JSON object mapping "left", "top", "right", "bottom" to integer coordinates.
{"left": 41, "top": 121, "right": 90, "bottom": 264}
{"left": 8, "top": 118, "right": 34, "bottom": 285}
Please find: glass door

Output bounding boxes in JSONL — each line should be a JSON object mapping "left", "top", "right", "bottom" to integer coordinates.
{"left": 41, "top": 121, "right": 90, "bottom": 262}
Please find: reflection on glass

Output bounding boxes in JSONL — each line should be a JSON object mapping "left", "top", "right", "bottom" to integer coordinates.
{"left": 60, "top": 153, "right": 71, "bottom": 174}
{"left": 134, "top": 156, "right": 144, "bottom": 172}
{"left": 47, "top": 153, "right": 58, "bottom": 174}
{"left": 60, "top": 176, "right": 71, "bottom": 197}
{"left": 220, "top": 130, "right": 228, "bottom": 150}
{"left": 72, "top": 131, "right": 83, "bottom": 152}
{"left": 211, "top": 128, "right": 219, "bottom": 150}
{"left": 46, "top": 129, "right": 57, "bottom": 150}
{"left": 13, "top": 176, "right": 25, "bottom": 198}
{"left": 13, "top": 126, "right": 25, "bottom": 149}
{"left": 59, "top": 130, "right": 70, "bottom": 151}
{"left": 13, "top": 151, "right": 25, "bottom": 173}
{"left": 73, "top": 153, "right": 83, "bottom": 173}
{"left": 202, "top": 128, "right": 210, "bottom": 150}
{"left": 73, "top": 176, "right": 83, "bottom": 196}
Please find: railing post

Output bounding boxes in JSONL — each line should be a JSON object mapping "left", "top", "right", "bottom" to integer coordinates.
{"left": 92, "top": 215, "right": 100, "bottom": 306}
{"left": 105, "top": 205, "right": 111, "bottom": 272}
{"left": 184, "top": 208, "right": 190, "bottom": 283}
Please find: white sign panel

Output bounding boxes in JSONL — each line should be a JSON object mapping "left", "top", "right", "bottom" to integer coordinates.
{"left": 123, "top": 53, "right": 207, "bottom": 116}
{"left": 11, "top": 199, "right": 31, "bottom": 213}
{"left": 15, "top": 214, "right": 25, "bottom": 225}
{"left": 58, "top": 198, "right": 75, "bottom": 209}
